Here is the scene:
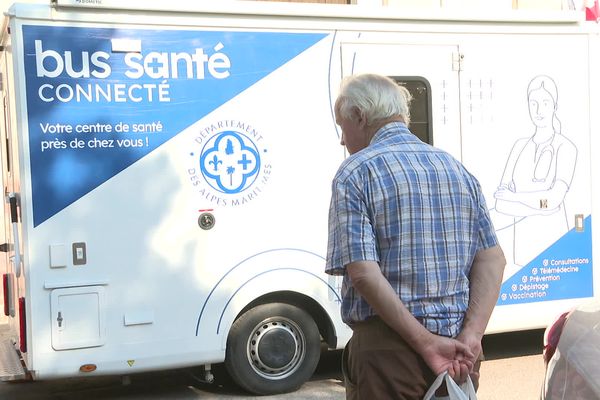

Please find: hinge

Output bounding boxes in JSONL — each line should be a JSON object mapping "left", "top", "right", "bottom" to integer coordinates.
{"left": 452, "top": 52, "right": 464, "bottom": 72}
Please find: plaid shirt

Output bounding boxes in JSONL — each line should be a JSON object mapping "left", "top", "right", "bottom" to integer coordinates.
{"left": 326, "top": 122, "right": 498, "bottom": 337}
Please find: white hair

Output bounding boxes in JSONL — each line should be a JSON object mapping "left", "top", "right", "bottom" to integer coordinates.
{"left": 335, "top": 74, "right": 412, "bottom": 127}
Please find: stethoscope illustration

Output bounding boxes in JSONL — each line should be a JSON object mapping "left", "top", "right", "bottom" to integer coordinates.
{"left": 531, "top": 139, "right": 555, "bottom": 183}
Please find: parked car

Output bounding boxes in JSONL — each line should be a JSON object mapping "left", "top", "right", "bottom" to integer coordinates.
{"left": 541, "top": 300, "right": 600, "bottom": 399}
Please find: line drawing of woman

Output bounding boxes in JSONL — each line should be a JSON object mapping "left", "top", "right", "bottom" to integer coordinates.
{"left": 493, "top": 75, "right": 578, "bottom": 267}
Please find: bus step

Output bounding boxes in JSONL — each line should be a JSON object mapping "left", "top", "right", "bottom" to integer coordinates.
{"left": 0, "top": 325, "right": 26, "bottom": 381}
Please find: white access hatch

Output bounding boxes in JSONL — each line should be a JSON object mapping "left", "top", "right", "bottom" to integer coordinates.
{"left": 50, "top": 286, "right": 106, "bottom": 350}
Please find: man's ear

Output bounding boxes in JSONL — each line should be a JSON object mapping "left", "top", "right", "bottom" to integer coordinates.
{"left": 352, "top": 107, "right": 367, "bottom": 128}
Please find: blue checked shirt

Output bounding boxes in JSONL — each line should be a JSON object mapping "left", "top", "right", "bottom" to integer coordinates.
{"left": 325, "top": 122, "right": 498, "bottom": 338}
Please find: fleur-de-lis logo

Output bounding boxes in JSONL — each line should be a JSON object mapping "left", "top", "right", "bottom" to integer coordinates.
{"left": 208, "top": 155, "right": 223, "bottom": 171}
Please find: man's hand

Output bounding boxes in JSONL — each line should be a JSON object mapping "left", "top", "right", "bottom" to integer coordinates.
{"left": 419, "top": 332, "right": 475, "bottom": 383}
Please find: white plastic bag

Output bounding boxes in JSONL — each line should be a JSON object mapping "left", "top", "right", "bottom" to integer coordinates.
{"left": 422, "top": 371, "right": 477, "bottom": 400}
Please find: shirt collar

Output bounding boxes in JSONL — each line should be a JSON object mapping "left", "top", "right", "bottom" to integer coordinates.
{"left": 369, "top": 121, "right": 413, "bottom": 145}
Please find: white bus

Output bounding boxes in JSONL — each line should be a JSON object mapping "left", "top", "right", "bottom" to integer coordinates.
{"left": 0, "top": 0, "right": 598, "bottom": 395}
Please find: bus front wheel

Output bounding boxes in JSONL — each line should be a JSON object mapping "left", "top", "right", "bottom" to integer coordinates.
{"left": 224, "top": 303, "right": 321, "bottom": 395}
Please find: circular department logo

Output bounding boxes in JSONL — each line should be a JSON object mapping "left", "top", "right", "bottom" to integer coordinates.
{"left": 200, "top": 130, "right": 260, "bottom": 194}
{"left": 188, "top": 121, "right": 271, "bottom": 207}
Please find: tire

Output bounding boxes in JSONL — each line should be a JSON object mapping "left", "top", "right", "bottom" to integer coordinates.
{"left": 224, "top": 303, "right": 321, "bottom": 395}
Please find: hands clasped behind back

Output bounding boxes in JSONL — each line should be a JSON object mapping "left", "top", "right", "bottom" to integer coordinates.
{"left": 419, "top": 331, "right": 475, "bottom": 384}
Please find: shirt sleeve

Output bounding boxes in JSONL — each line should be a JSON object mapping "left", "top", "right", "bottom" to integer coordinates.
{"left": 474, "top": 181, "right": 500, "bottom": 250}
{"left": 325, "top": 174, "right": 379, "bottom": 276}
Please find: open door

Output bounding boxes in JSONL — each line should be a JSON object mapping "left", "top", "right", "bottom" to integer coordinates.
{"left": 340, "top": 42, "right": 462, "bottom": 159}
{"left": 0, "top": 45, "right": 27, "bottom": 381}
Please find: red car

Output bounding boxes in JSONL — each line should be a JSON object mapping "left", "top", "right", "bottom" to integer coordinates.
{"left": 541, "top": 300, "right": 600, "bottom": 399}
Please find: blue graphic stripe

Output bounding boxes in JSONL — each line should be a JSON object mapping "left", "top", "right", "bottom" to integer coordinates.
{"left": 498, "top": 215, "right": 593, "bottom": 305}
{"left": 23, "top": 25, "right": 327, "bottom": 226}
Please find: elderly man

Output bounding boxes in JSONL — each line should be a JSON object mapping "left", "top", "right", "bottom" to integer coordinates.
{"left": 326, "top": 73, "right": 505, "bottom": 399}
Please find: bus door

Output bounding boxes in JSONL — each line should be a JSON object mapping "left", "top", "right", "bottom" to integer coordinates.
{"left": 340, "top": 42, "right": 462, "bottom": 156}
{"left": 0, "top": 49, "right": 24, "bottom": 346}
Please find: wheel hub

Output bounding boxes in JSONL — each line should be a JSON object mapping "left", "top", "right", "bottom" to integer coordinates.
{"left": 248, "top": 319, "right": 305, "bottom": 379}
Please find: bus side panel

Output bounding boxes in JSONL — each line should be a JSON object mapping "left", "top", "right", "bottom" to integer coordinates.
{"left": 459, "top": 33, "right": 594, "bottom": 332}
{"left": 13, "top": 21, "right": 348, "bottom": 378}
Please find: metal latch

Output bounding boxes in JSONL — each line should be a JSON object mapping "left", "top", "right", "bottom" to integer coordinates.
{"left": 452, "top": 52, "right": 464, "bottom": 71}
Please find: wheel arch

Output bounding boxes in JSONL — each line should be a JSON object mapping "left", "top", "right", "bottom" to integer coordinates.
{"left": 194, "top": 249, "right": 346, "bottom": 352}
{"left": 234, "top": 290, "right": 339, "bottom": 349}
